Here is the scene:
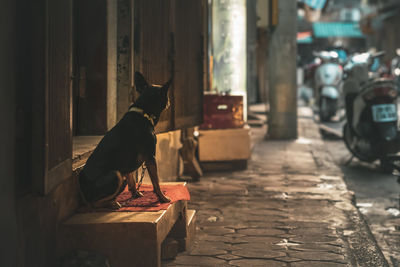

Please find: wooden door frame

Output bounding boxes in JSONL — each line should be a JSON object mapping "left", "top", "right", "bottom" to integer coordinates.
{"left": 42, "top": 0, "right": 74, "bottom": 195}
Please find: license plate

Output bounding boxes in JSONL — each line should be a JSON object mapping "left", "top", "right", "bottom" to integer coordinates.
{"left": 372, "top": 104, "right": 397, "bottom": 122}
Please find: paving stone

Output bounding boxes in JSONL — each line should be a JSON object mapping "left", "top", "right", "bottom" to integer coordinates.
{"left": 231, "top": 243, "right": 281, "bottom": 251}
{"left": 278, "top": 221, "right": 331, "bottom": 229}
{"left": 211, "top": 184, "right": 248, "bottom": 196}
{"left": 224, "top": 224, "right": 249, "bottom": 230}
{"left": 216, "top": 254, "right": 242, "bottom": 261}
{"left": 246, "top": 221, "right": 285, "bottom": 228}
{"left": 289, "top": 235, "right": 341, "bottom": 243}
{"left": 196, "top": 234, "right": 248, "bottom": 244}
{"left": 274, "top": 256, "right": 302, "bottom": 263}
{"left": 169, "top": 255, "right": 227, "bottom": 266}
{"left": 237, "top": 228, "right": 286, "bottom": 236}
{"left": 240, "top": 236, "right": 282, "bottom": 244}
{"left": 228, "top": 259, "right": 286, "bottom": 266}
{"left": 223, "top": 233, "right": 247, "bottom": 238}
{"left": 288, "top": 251, "right": 346, "bottom": 263}
{"left": 192, "top": 241, "right": 233, "bottom": 251}
{"left": 289, "top": 227, "right": 337, "bottom": 236}
{"left": 231, "top": 249, "right": 286, "bottom": 259}
{"left": 247, "top": 209, "right": 287, "bottom": 217}
{"left": 289, "top": 243, "right": 344, "bottom": 254}
{"left": 290, "top": 261, "right": 347, "bottom": 267}
{"left": 276, "top": 233, "right": 298, "bottom": 239}
{"left": 243, "top": 215, "right": 287, "bottom": 222}
{"left": 189, "top": 248, "right": 227, "bottom": 256}
{"left": 199, "top": 226, "right": 235, "bottom": 235}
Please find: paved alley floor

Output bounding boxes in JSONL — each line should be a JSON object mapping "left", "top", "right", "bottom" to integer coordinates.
{"left": 163, "top": 108, "right": 388, "bottom": 267}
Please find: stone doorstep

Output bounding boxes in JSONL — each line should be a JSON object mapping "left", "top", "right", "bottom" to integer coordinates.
{"left": 57, "top": 183, "right": 196, "bottom": 267}
{"left": 161, "top": 209, "right": 197, "bottom": 261}
{"left": 185, "top": 209, "right": 196, "bottom": 251}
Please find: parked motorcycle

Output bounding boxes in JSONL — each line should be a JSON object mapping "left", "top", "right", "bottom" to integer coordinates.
{"left": 313, "top": 51, "right": 343, "bottom": 121}
{"left": 342, "top": 51, "right": 400, "bottom": 171}
{"left": 390, "top": 48, "right": 400, "bottom": 88}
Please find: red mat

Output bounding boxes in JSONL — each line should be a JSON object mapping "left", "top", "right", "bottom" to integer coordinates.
{"left": 115, "top": 184, "right": 190, "bottom": 212}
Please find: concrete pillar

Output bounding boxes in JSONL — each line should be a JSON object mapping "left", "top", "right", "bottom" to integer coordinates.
{"left": 267, "top": 0, "right": 298, "bottom": 139}
{"left": 212, "top": 0, "right": 247, "bottom": 119}
{"left": 246, "top": 0, "right": 258, "bottom": 104}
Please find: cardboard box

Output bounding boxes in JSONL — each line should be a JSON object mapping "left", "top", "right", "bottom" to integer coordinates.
{"left": 198, "top": 126, "right": 250, "bottom": 162}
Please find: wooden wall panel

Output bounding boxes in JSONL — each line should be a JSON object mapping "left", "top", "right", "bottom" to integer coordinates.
{"left": 135, "top": 0, "right": 173, "bottom": 132}
{"left": 46, "top": 0, "right": 73, "bottom": 188}
{"left": 174, "top": 0, "right": 205, "bottom": 129}
{"left": 134, "top": 0, "right": 206, "bottom": 132}
{"left": 74, "top": 0, "right": 108, "bottom": 135}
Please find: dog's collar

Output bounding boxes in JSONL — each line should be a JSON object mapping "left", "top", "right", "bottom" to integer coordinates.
{"left": 128, "top": 107, "right": 156, "bottom": 127}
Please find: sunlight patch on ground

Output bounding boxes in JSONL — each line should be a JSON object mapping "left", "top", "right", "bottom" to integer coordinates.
{"left": 295, "top": 137, "right": 312, "bottom": 145}
{"left": 386, "top": 208, "right": 400, "bottom": 217}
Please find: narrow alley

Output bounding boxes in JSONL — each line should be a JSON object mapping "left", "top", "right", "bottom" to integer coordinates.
{"left": 164, "top": 107, "right": 389, "bottom": 266}
{"left": 2, "top": 0, "right": 400, "bottom": 266}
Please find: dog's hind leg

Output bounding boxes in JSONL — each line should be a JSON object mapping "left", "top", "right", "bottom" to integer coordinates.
{"left": 126, "top": 172, "right": 144, "bottom": 198}
{"left": 91, "top": 171, "right": 126, "bottom": 209}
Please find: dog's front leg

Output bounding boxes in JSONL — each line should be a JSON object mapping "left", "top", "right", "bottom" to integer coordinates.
{"left": 126, "top": 172, "right": 144, "bottom": 198}
{"left": 145, "top": 156, "right": 171, "bottom": 203}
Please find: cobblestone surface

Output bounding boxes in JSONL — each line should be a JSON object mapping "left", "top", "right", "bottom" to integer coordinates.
{"left": 163, "top": 109, "right": 388, "bottom": 267}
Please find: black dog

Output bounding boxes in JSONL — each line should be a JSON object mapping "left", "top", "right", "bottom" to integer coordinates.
{"left": 79, "top": 71, "right": 172, "bottom": 209}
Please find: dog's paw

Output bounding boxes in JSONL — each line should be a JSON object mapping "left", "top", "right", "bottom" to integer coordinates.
{"left": 104, "top": 201, "right": 122, "bottom": 210}
{"left": 157, "top": 194, "right": 171, "bottom": 203}
{"left": 130, "top": 190, "right": 144, "bottom": 199}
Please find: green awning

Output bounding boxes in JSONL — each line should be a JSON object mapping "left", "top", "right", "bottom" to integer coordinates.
{"left": 313, "top": 22, "right": 364, "bottom": 38}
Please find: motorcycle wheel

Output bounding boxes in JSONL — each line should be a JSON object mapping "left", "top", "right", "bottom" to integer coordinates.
{"left": 319, "top": 97, "right": 337, "bottom": 122}
{"left": 379, "top": 158, "right": 393, "bottom": 174}
{"left": 380, "top": 155, "right": 400, "bottom": 174}
{"left": 342, "top": 122, "right": 376, "bottom": 162}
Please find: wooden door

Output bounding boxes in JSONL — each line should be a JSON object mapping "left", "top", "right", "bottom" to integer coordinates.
{"left": 173, "top": 0, "right": 206, "bottom": 129}
{"left": 73, "top": 0, "right": 108, "bottom": 135}
{"left": 134, "top": 0, "right": 174, "bottom": 132}
{"left": 134, "top": 0, "right": 206, "bottom": 132}
{"left": 44, "top": 0, "right": 73, "bottom": 194}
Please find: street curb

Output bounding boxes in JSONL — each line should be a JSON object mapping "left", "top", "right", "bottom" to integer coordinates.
{"left": 311, "top": 117, "right": 390, "bottom": 267}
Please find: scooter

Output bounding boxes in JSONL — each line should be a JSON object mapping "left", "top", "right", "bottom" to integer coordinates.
{"left": 390, "top": 48, "right": 400, "bottom": 89}
{"left": 313, "top": 51, "right": 343, "bottom": 121}
{"left": 342, "top": 51, "right": 400, "bottom": 171}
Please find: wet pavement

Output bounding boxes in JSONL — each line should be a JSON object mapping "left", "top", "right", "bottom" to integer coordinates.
{"left": 323, "top": 126, "right": 400, "bottom": 267}
{"left": 163, "top": 107, "right": 388, "bottom": 267}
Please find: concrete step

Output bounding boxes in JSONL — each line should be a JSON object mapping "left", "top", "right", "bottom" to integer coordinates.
{"left": 58, "top": 183, "right": 195, "bottom": 267}
{"left": 161, "top": 209, "right": 196, "bottom": 260}
{"left": 185, "top": 209, "right": 196, "bottom": 252}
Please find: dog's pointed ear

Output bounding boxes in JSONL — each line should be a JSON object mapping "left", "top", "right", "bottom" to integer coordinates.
{"left": 134, "top": 71, "right": 149, "bottom": 94}
{"left": 162, "top": 75, "right": 173, "bottom": 92}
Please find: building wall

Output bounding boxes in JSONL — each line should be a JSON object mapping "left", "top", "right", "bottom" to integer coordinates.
{"left": 377, "top": 12, "right": 400, "bottom": 62}
{"left": 10, "top": 1, "right": 202, "bottom": 265}
{"left": 0, "top": 0, "right": 17, "bottom": 266}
